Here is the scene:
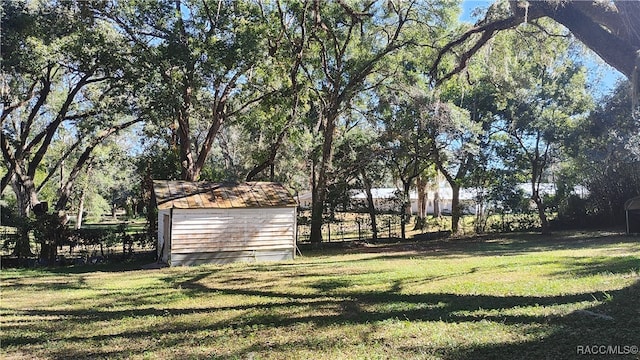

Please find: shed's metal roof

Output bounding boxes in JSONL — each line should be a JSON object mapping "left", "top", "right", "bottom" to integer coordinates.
{"left": 153, "top": 181, "right": 297, "bottom": 210}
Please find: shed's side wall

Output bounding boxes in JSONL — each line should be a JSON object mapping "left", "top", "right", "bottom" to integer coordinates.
{"left": 169, "top": 207, "right": 296, "bottom": 266}
{"left": 157, "top": 209, "right": 171, "bottom": 263}
{"left": 628, "top": 210, "right": 640, "bottom": 233}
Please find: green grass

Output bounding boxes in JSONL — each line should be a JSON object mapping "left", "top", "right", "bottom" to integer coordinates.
{"left": 2, "top": 231, "right": 639, "bottom": 359}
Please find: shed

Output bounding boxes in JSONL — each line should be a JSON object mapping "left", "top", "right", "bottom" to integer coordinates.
{"left": 153, "top": 180, "right": 298, "bottom": 266}
{"left": 624, "top": 196, "right": 640, "bottom": 234}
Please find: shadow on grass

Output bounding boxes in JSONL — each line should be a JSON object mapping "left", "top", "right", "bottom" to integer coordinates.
{"left": 2, "top": 231, "right": 638, "bottom": 359}
{"left": 439, "top": 278, "right": 640, "bottom": 360}
{"left": 552, "top": 255, "right": 640, "bottom": 277}
{"left": 309, "top": 231, "right": 640, "bottom": 260}
{"left": 4, "top": 272, "right": 638, "bottom": 360}
{"left": 0, "top": 274, "right": 90, "bottom": 292}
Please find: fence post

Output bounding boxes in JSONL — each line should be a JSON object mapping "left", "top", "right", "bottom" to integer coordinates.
{"left": 357, "top": 220, "right": 361, "bottom": 241}
{"left": 388, "top": 218, "right": 391, "bottom": 239}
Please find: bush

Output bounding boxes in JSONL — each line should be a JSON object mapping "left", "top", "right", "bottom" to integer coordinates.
{"left": 487, "top": 212, "right": 541, "bottom": 233}
{"left": 32, "top": 212, "right": 71, "bottom": 265}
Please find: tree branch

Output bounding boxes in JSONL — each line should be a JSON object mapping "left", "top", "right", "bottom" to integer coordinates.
{"left": 430, "top": 14, "right": 535, "bottom": 86}
{"left": 0, "top": 78, "right": 39, "bottom": 124}
{"left": 25, "top": 71, "right": 95, "bottom": 178}
{"left": 431, "top": 0, "right": 639, "bottom": 84}
{"left": 54, "top": 116, "right": 143, "bottom": 210}
{"left": 543, "top": 1, "right": 638, "bottom": 78}
{"left": 21, "top": 66, "right": 53, "bottom": 148}
{"left": 35, "top": 139, "right": 83, "bottom": 193}
{"left": 0, "top": 132, "right": 16, "bottom": 194}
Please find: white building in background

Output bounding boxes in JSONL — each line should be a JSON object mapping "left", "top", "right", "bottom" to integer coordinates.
{"left": 296, "top": 191, "right": 313, "bottom": 210}
{"left": 297, "top": 182, "right": 589, "bottom": 214}
{"left": 515, "top": 183, "right": 589, "bottom": 199}
{"left": 349, "top": 183, "right": 477, "bottom": 215}
{"left": 298, "top": 181, "right": 476, "bottom": 214}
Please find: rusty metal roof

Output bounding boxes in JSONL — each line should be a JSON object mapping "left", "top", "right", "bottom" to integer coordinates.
{"left": 153, "top": 180, "right": 298, "bottom": 210}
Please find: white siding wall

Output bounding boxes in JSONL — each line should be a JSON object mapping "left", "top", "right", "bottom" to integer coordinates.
{"left": 169, "top": 207, "right": 296, "bottom": 266}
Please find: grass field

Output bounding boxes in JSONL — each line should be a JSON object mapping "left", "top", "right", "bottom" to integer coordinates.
{"left": 1, "top": 231, "right": 639, "bottom": 359}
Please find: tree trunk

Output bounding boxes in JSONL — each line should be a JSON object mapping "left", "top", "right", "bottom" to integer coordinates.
{"left": 475, "top": 200, "right": 486, "bottom": 233}
{"left": 361, "top": 170, "right": 378, "bottom": 241}
{"left": 451, "top": 183, "right": 461, "bottom": 234}
{"left": 532, "top": 191, "right": 550, "bottom": 234}
{"left": 414, "top": 175, "right": 428, "bottom": 231}
{"left": 530, "top": 158, "right": 551, "bottom": 234}
{"left": 433, "top": 188, "right": 441, "bottom": 218}
{"left": 310, "top": 111, "right": 338, "bottom": 244}
{"left": 177, "top": 113, "right": 197, "bottom": 181}
{"left": 12, "top": 200, "right": 35, "bottom": 261}
{"left": 76, "top": 189, "right": 86, "bottom": 230}
{"left": 310, "top": 192, "right": 325, "bottom": 244}
{"left": 400, "top": 180, "right": 411, "bottom": 240}
{"left": 10, "top": 173, "right": 38, "bottom": 258}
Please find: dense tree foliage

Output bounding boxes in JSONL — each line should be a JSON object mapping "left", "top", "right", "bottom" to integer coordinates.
{"left": 1, "top": 0, "right": 638, "bottom": 258}
{"left": 376, "top": 87, "right": 435, "bottom": 238}
{"left": 431, "top": 0, "right": 640, "bottom": 89}
{"left": 273, "top": 0, "right": 458, "bottom": 243}
{"left": 1, "top": 2, "right": 138, "bottom": 215}
{"left": 1, "top": 1, "right": 140, "bottom": 258}
{"left": 480, "top": 24, "right": 592, "bottom": 234}
{"left": 561, "top": 81, "right": 640, "bottom": 226}
{"left": 97, "top": 0, "right": 277, "bottom": 182}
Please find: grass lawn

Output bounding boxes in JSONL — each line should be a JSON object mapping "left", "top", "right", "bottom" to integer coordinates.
{"left": 1, "top": 231, "right": 639, "bottom": 359}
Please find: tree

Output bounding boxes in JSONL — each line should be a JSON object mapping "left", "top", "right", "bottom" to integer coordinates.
{"left": 431, "top": 0, "right": 640, "bottom": 90}
{"left": 32, "top": 130, "right": 138, "bottom": 229}
{"left": 563, "top": 80, "right": 640, "bottom": 226}
{"left": 243, "top": 1, "right": 310, "bottom": 183}
{"left": 1, "top": 2, "right": 140, "bottom": 258}
{"left": 377, "top": 87, "right": 434, "bottom": 239}
{"left": 101, "top": 0, "right": 276, "bottom": 181}
{"left": 487, "top": 26, "right": 592, "bottom": 234}
{"left": 332, "top": 123, "right": 386, "bottom": 240}
{"left": 444, "top": 79, "right": 501, "bottom": 234}
{"left": 425, "top": 99, "right": 479, "bottom": 234}
{"left": 278, "top": 0, "right": 456, "bottom": 244}
{"left": 1, "top": 2, "right": 136, "bottom": 212}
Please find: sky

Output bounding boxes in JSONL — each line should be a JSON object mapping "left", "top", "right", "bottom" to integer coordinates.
{"left": 458, "top": 0, "right": 624, "bottom": 99}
